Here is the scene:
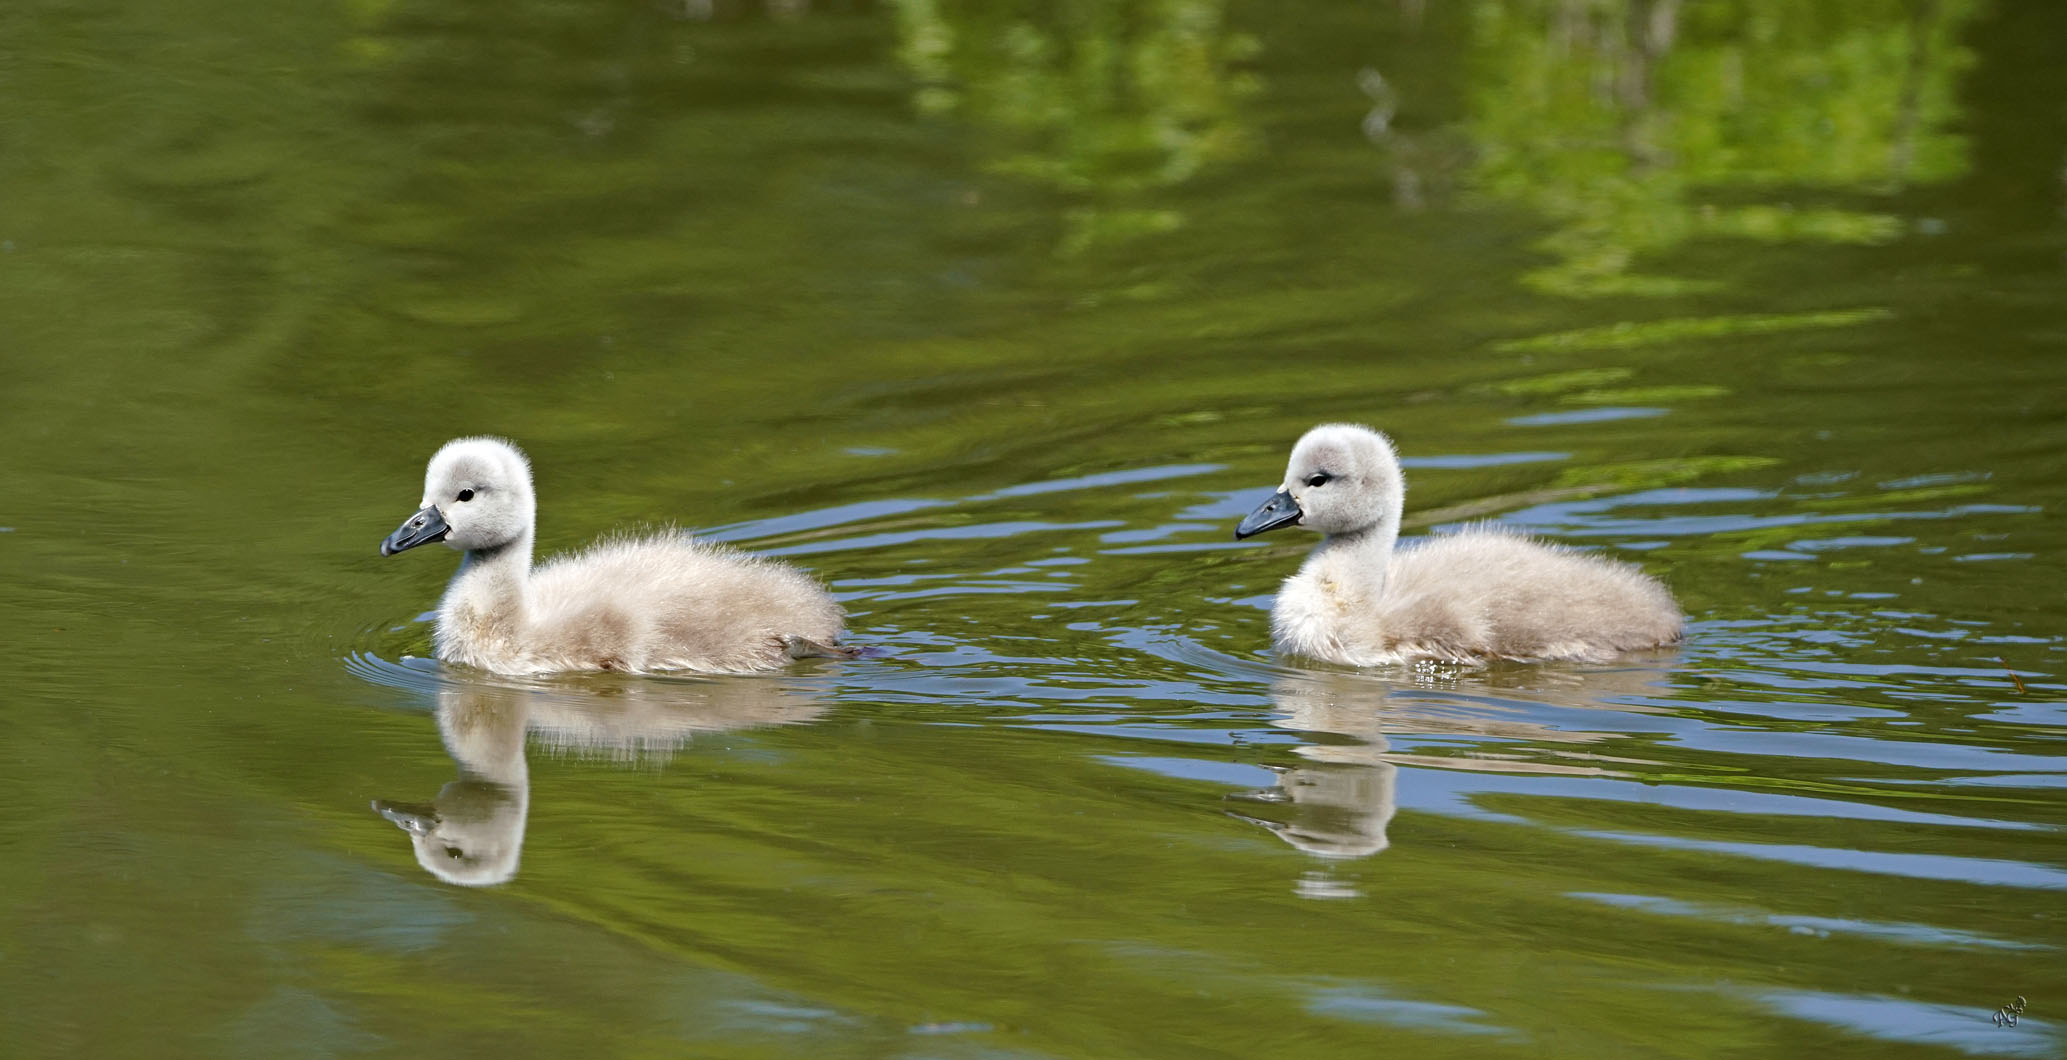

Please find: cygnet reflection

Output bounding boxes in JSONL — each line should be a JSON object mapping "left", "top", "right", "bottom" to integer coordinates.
{"left": 1231, "top": 676, "right": 1399, "bottom": 860}
{"left": 373, "top": 676, "right": 826, "bottom": 886}
{"left": 1241, "top": 664, "right": 1676, "bottom": 863}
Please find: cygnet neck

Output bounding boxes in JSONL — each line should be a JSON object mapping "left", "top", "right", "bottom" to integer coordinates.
{"left": 1305, "top": 497, "right": 1403, "bottom": 596}
{"left": 1312, "top": 520, "right": 1397, "bottom": 564}
{"left": 450, "top": 529, "right": 536, "bottom": 621}
{"left": 437, "top": 689, "right": 532, "bottom": 789}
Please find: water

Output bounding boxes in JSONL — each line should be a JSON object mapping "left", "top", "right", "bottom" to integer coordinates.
{"left": 3, "top": 0, "right": 2064, "bottom": 1056}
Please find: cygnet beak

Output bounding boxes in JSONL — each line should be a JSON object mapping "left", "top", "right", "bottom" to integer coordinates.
{"left": 1235, "top": 489, "right": 1302, "bottom": 539}
{"left": 381, "top": 505, "right": 450, "bottom": 556}
{"left": 371, "top": 799, "right": 440, "bottom": 837}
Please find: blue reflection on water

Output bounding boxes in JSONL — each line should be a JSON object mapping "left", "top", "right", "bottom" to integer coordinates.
{"left": 1507, "top": 407, "right": 1668, "bottom": 426}
{"left": 1569, "top": 892, "right": 2049, "bottom": 951}
{"left": 1308, "top": 987, "right": 1513, "bottom": 1036}
{"left": 1576, "top": 832, "right": 2067, "bottom": 890}
{"left": 1753, "top": 989, "right": 2058, "bottom": 1058}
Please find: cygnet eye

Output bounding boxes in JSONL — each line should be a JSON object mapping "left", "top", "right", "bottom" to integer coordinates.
{"left": 457, "top": 488, "right": 476, "bottom": 502}
{"left": 1305, "top": 472, "right": 1331, "bottom": 488}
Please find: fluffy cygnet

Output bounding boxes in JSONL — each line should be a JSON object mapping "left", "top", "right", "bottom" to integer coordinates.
{"left": 381, "top": 437, "right": 851, "bottom": 675}
{"left": 1235, "top": 423, "right": 1682, "bottom": 666}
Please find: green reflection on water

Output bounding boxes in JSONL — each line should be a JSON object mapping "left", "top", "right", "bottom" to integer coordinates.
{"left": 891, "top": 0, "right": 1260, "bottom": 254}
{"left": 1492, "top": 307, "right": 1896, "bottom": 352}
{"left": 1456, "top": 0, "right": 1976, "bottom": 296}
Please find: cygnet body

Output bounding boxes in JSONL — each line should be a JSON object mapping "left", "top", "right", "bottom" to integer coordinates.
{"left": 381, "top": 437, "right": 850, "bottom": 675}
{"left": 1235, "top": 424, "right": 1682, "bottom": 666}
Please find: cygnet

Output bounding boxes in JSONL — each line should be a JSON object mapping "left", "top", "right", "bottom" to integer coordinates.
{"left": 1235, "top": 423, "right": 1682, "bottom": 666}
{"left": 381, "top": 437, "right": 851, "bottom": 674}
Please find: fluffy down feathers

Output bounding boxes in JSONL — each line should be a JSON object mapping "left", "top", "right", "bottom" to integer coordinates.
{"left": 1270, "top": 527, "right": 1682, "bottom": 665}
{"left": 506, "top": 535, "right": 845, "bottom": 674}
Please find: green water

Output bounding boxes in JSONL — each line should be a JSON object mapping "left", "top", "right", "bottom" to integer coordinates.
{"left": 3, "top": 0, "right": 2064, "bottom": 1056}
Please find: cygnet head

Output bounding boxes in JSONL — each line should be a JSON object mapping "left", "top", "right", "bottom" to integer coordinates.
{"left": 372, "top": 778, "right": 527, "bottom": 887}
{"left": 381, "top": 437, "right": 537, "bottom": 556}
{"left": 1235, "top": 423, "right": 1405, "bottom": 540}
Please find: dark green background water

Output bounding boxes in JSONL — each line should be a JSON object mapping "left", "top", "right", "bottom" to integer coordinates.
{"left": 3, "top": 0, "right": 2063, "bottom": 1056}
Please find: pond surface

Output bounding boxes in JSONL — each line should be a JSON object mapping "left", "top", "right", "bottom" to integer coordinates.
{"left": 3, "top": 0, "right": 2064, "bottom": 1056}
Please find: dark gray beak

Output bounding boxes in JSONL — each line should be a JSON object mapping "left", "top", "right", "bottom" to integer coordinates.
{"left": 372, "top": 799, "right": 439, "bottom": 837}
{"left": 381, "top": 505, "right": 450, "bottom": 556}
{"left": 1235, "top": 489, "right": 1302, "bottom": 539}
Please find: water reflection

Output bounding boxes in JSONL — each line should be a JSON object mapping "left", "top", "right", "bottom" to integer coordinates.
{"left": 373, "top": 684, "right": 532, "bottom": 887}
{"left": 1242, "top": 665, "right": 1676, "bottom": 877}
{"left": 1234, "top": 679, "right": 1398, "bottom": 862}
{"left": 1366, "top": 0, "right": 1979, "bottom": 296}
{"left": 373, "top": 678, "right": 826, "bottom": 886}
{"left": 889, "top": 0, "right": 1260, "bottom": 254}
